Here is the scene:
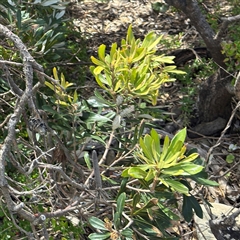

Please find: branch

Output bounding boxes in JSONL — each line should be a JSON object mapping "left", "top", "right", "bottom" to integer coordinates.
{"left": 215, "top": 14, "right": 240, "bottom": 40}
{"left": 0, "top": 23, "right": 46, "bottom": 230}
{"left": 164, "top": 0, "right": 226, "bottom": 67}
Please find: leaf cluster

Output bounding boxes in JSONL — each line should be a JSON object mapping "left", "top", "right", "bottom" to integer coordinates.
{"left": 90, "top": 25, "right": 185, "bottom": 105}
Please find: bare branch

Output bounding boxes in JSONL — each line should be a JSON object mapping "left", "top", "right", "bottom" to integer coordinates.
{"left": 215, "top": 14, "right": 240, "bottom": 40}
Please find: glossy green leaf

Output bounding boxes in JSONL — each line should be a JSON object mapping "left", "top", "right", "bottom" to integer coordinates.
{"left": 45, "top": 81, "right": 55, "bottom": 91}
{"left": 162, "top": 151, "right": 181, "bottom": 168}
{"left": 89, "top": 216, "right": 107, "bottom": 231}
{"left": 157, "top": 201, "right": 180, "bottom": 221}
{"left": 116, "top": 178, "right": 128, "bottom": 198}
{"left": 127, "top": 167, "right": 147, "bottom": 179}
{"left": 139, "top": 137, "right": 155, "bottom": 164}
{"left": 41, "top": 0, "right": 59, "bottom": 6}
{"left": 163, "top": 179, "right": 189, "bottom": 195}
{"left": 117, "top": 192, "right": 126, "bottom": 217}
{"left": 113, "top": 211, "right": 121, "bottom": 229}
{"left": 121, "top": 228, "right": 133, "bottom": 237}
{"left": 191, "top": 173, "right": 219, "bottom": 186}
{"left": 182, "top": 195, "right": 203, "bottom": 222}
{"left": 72, "top": 90, "right": 78, "bottom": 104}
{"left": 110, "top": 42, "right": 117, "bottom": 59}
{"left": 126, "top": 25, "right": 135, "bottom": 45}
{"left": 145, "top": 168, "right": 155, "bottom": 182}
{"left": 83, "top": 112, "right": 111, "bottom": 123}
{"left": 132, "top": 193, "right": 141, "bottom": 213}
{"left": 180, "top": 152, "right": 199, "bottom": 163}
{"left": 180, "top": 163, "right": 204, "bottom": 174}
{"left": 150, "top": 129, "right": 161, "bottom": 155}
{"left": 152, "top": 55, "right": 175, "bottom": 64}
{"left": 161, "top": 166, "right": 184, "bottom": 176}
{"left": 84, "top": 151, "right": 92, "bottom": 170}
{"left": 88, "top": 233, "right": 111, "bottom": 240}
{"left": 87, "top": 97, "right": 109, "bottom": 108}
{"left": 98, "top": 44, "right": 106, "bottom": 61}
{"left": 162, "top": 162, "right": 203, "bottom": 176}
{"left": 159, "top": 135, "right": 170, "bottom": 162}
{"left": 134, "top": 219, "right": 163, "bottom": 237}
{"left": 132, "top": 47, "right": 147, "bottom": 63}
{"left": 93, "top": 66, "right": 104, "bottom": 75}
{"left": 166, "top": 128, "right": 186, "bottom": 157}
{"left": 93, "top": 90, "right": 115, "bottom": 106}
{"left": 90, "top": 56, "right": 106, "bottom": 67}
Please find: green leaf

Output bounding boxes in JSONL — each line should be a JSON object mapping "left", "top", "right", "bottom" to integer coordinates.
{"left": 93, "top": 90, "right": 115, "bottom": 106}
{"left": 45, "top": 81, "right": 55, "bottom": 91}
{"left": 171, "top": 128, "right": 187, "bottom": 148}
{"left": 82, "top": 112, "right": 112, "bottom": 123}
{"left": 166, "top": 128, "right": 186, "bottom": 158}
{"left": 126, "top": 24, "right": 135, "bottom": 45}
{"left": 110, "top": 42, "right": 117, "bottom": 59}
{"left": 87, "top": 97, "right": 109, "bottom": 108}
{"left": 180, "top": 163, "right": 204, "bottom": 174}
{"left": 150, "top": 129, "right": 161, "bottom": 157}
{"left": 90, "top": 56, "right": 106, "bottom": 67}
{"left": 226, "top": 154, "right": 235, "bottom": 163}
{"left": 98, "top": 44, "right": 106, "bottom": 61}
{"left": 127, "top": 167, "right": 147, "bottom": 179}
{"left": 41, "top": 0, "right": 59, "bottom": 6}
{"left": 116, "top": 178, "right": 128, "bottom": 198}
{"left": 90, "top": 135, "right": 106, "bottom": 146}
{"left": 180, "top": 152, "right": 199, "bottom": 163}
{"left": 117, "top": 193, "right": 126, "bottom": 217}
{"left": 152, "top": 55, "right": 175, "bottom": 64}
{"left": 162, "top": 162, "right": 203, "bottom": 176}
{"left": 186, "top": 170, "right": 219, "bottom": 187}
{"left": 89, "top": 217, "right": 107, "bottom": 231}
{"left": 84, "top": 151, "right": 92, "bottom": 170}
{"left": 88, "top": 233, "right": 111, "bottom": 240}
{"left": 182, "top": 195, "right": 203, "bottom": 222}
{"left": 133, "top": 198, "right": 158, "bottom": 216}
{"left": 93, "top": 66, "right": 104, "bottom": 75}
{"left": 159, "top": 135, "right": 170, "bottom": 163}
{"left": 139, "top": 137, "right": 155, "bottom": 164}
{"left": 145, "top": 168, "right": 155, "bottom": 181}
{"left": 121, "top": 228, "right": 133, "bottom": 237}
{"left": 134, "top": 218, "right": 163, "bottom": 237}
{"left": 163, "top": 179, "right": 189, "bottom": 195}
{"left": 73, "top": 90, "right": 78, "bottom": 103}
{"left": 132, "top": 193, "right": 141, "bottom": 213}
{"left": 157, "top": 201, "right": 180, "bottom": 221}
{"left": 113, "top": 211, "right": 121, "bottom": 229}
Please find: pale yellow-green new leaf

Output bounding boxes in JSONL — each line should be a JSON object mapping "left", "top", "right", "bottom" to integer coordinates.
{"left": 53, "top": 67, "right": 59, "bottom": 80}
{"left": 73, "top": 90, "right": 78, "bottom": 104}
{"left": 93, "top": 66, "right": 104, "bottom": 75}
{"left": 90, "top": 56, "right": 106, "bottom": 67}
{"left": 98, "top": 44, "right": 106, "bottom": 61}
{"left": 45, "top": 81, "right": 55, "bottom": 91}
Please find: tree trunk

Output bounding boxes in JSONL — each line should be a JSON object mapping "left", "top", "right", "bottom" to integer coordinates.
{"left": 164, "top": 0, "right": 233, "bottom": 127}
{"left": 164, "top": 0, "right": 225, "bottom": 67}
